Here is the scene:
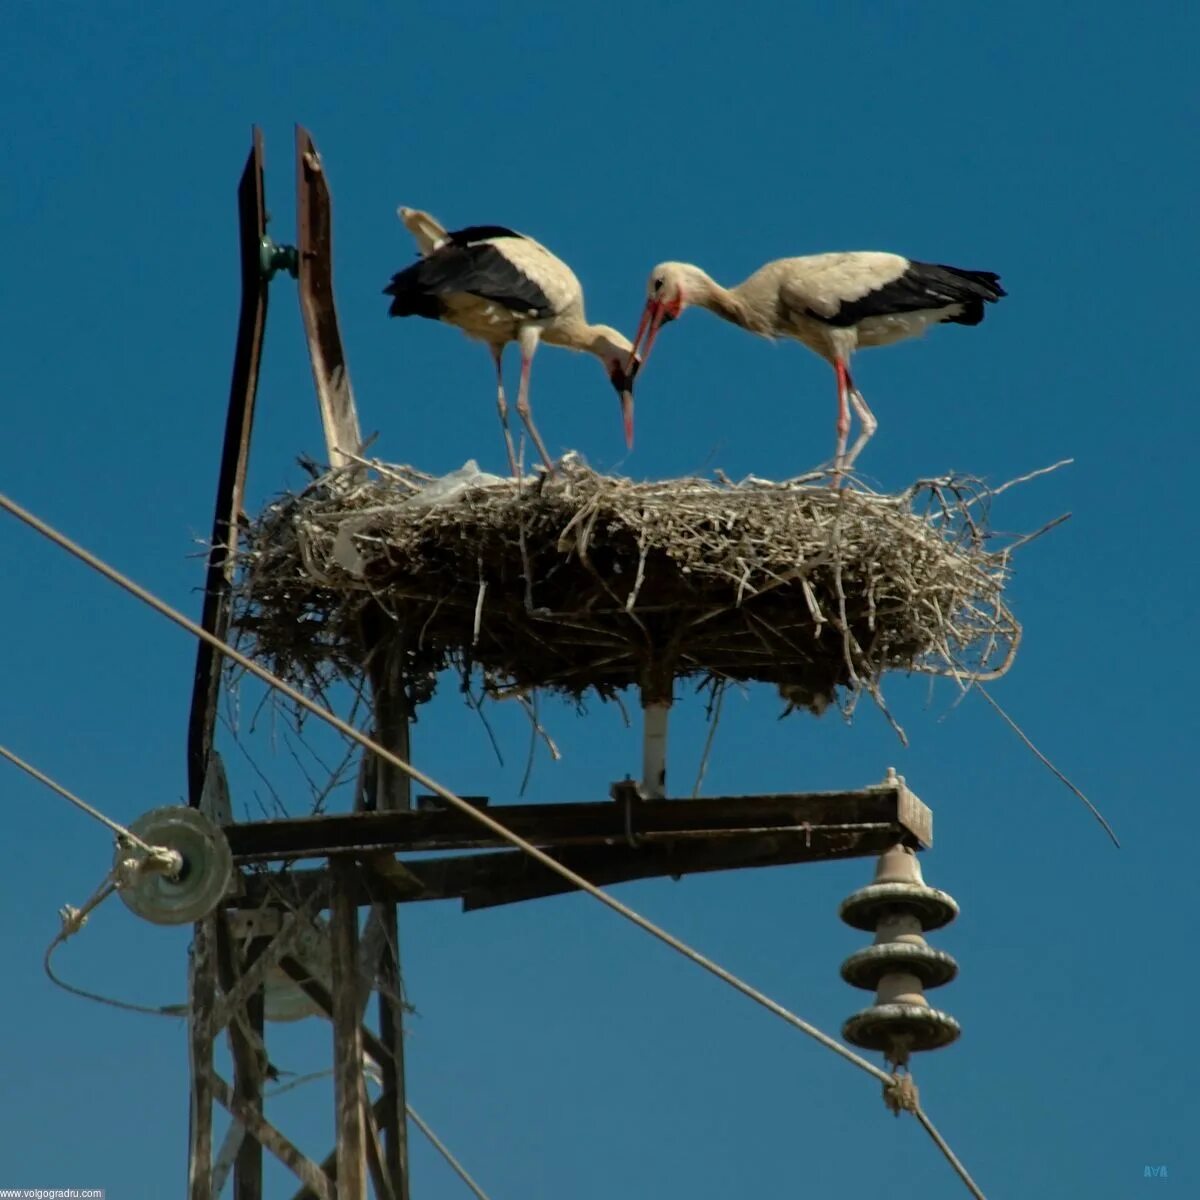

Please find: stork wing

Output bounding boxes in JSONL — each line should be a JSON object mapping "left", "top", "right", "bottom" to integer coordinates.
{"left": 775, "top": 253, "right": 908, "bottom": 324}
{"left": 412, "top": 238, "right": 557, "bottom": 318}
{"left": 780, "top": 253, "right": 1003, "bottom": 327}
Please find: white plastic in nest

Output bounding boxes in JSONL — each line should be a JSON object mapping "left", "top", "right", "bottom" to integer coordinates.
{"left": 404, "top": 459, "right": 521, "bottom": 507}
{"left": 329, "top": 461, "right": 531, "bottom": 578}
{"left": 331, "top": 518, "right": 370, "bottom": 577}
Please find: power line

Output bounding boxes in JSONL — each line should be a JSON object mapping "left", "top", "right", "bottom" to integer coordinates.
{"left": 269, "top": 1071, "right": 493, "bottom": 1200}
{"left": 0, "top": 742, "right": 158, "bottom": 856}
{"left": 43, "top": 868, "right": 189, "bottom": 1018}
{"left": 407, "top": 1105, "right": 492, "bottom": 1200}
{"left": 913, "top": 1106, "right": 987, "bottom": 1200}
{"left": 0, "top": 487, "right": 987, "bottom": 1197}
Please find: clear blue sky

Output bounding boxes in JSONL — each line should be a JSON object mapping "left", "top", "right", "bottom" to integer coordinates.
{"left": 2, "top": 3, "right": 1194, "bottom": 1196}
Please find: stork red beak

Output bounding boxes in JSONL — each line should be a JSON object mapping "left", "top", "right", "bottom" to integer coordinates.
{"left": 621, "top": 388, "right": 634, "bottom": 449}
{"left": 627, "top": 299, "right": 671, "bottom": 374}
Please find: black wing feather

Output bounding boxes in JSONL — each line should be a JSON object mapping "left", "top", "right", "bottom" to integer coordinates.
{"left": 444, "top": 224, "right": 524, "bottom": 246}
{"left": 384, "top": 238, "right": 554, "bottom": 320}
{"left": 817, "top": 262, "right": 1006, "bottom": 328}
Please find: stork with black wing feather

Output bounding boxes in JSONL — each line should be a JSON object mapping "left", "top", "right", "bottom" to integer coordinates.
{"left": 386, "top": 208, "right": 640, "bottom": 474}
{"left": 627, "top": 251, "right": 1006, "bottom": 481}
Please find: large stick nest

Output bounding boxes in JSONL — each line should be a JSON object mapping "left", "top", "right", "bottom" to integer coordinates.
{"left": 230, "top": 458, "right": 1025, "bottom": 715}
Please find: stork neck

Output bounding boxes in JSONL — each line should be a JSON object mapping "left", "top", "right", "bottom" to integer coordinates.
{"left": 542, "top": 314, "right": 609, "bottom": 356}
{"left": 687, "top": 269, "right": 757, "bottom": 331}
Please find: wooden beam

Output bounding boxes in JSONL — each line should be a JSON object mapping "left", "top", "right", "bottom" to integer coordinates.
{"left": 295, "top": 125, "right": 361, "bottom": 470}
{"left": 187, "top": 917, "right": 218, "bottom": 1200}
{"left": 361, "top": 1069, "right": 396, "bottom": 1200}
{"left": 377, "top": 905, "right": 410, "bottom": 1199}
{"left": 276, "top": 957, "right": 394, "bottom": 1075}
{"left": 329, "top": 860, "right": 367, "bottom": 1198}
{"left": 359, "top": 632, "right": 413, "bottom": 1200}
{"left": 292, "top": 1096, "right": 396, "bottom": 1200}
{"left": 188, "top": 127, "right": 268, "bottom": 809}
{"left": 212, "top": 892, "right": 324, "bottom": 1034}
{"left": 215, "top": 919, "right": 267, "bottom": 1200}
{"left": 224, "top": 784, "right": 931, "bottom": 861}
{"left": 458, "top": 830, "right": 886, "bottom": 910}
{"left": 212, "top": 1074, "right": 333, "bottom": 1200}
{"left": 236, "top": 817, "right": 922, "bottom": 912}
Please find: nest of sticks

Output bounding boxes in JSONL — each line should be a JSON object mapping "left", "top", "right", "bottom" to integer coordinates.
{"left": 229, "top": 455, "right": 1041, "bottom": 720}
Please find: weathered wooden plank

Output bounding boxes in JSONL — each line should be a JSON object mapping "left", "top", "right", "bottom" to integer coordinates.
{"left": 212, "top": 1074, "right": 334, "bottom": 1200}
{"left": 359, "top": 633, "right": 413, "bottom": 1199}
{"left": 291, "top": 1095, "right": 395, "bottom": 1200}
{"left": 212, "top": 892, "right": 324, "bottom": 1034}
{"left": 377, "top": 904, "right": 410, "bottom": 1199}
{"left": 361, "top": 1068, "right": 396, "bottom": 1200}
{"left": 295, "top": 126, "right": 361, "bottom": 470}
{"left": 211, "top": 1120, "right": 247, "bottom": 1198}
{"left": 276, "top": 956, "right": 395, "bottom": 1074}
{"left": 188, "top": 127, "right": 269, "bottom": 809}
{"left": 215, "top": 918, "right": 268, "bottom": 1200}
{"left": 460, "top": 831, "right": 887, "bottom": 910}
{"left": 329, "top": 860, "right": 366, "bottom": 1199}
{"left": 224, "top": 785, "right": 930, "bottom": 860}
{"left": 896, "top": 778, "right": 933, "bottom": 848}
{"left": 188, "top": 917, "right": 218, "bottom": 1200}
{"left": 236, "top": 824, "right": 915, "bottom": 915}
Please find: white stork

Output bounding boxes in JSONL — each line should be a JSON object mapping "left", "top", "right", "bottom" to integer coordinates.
{"left": 627, "top": 253, "right": 1005, "bottom": 477}
{"left": 386, "top": 208, "right": 640, "bottom": 474}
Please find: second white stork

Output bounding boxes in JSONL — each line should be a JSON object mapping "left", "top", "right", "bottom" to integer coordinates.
{"left": 628, "top": 253, "right": 1005, "bottom": 477}
{"left": 386, "top": 208, "right": 640, "bottom": 474}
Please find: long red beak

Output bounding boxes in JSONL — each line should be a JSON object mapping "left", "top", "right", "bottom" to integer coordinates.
{"left": 621, "top": 389, "right": 634, "bottom": 449}
{"left": 627, "top": 299, "right": 667, "bottom": 375}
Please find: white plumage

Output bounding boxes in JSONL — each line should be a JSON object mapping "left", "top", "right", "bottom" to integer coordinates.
{"left": 386, "top": 208, "right": 640, "bottom": 473}
{"left": 629, "top": 252, "right": 1005, "bottom": 478}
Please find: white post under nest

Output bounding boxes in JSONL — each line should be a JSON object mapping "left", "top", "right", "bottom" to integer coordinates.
{"left": 641, "top": 700, "right": 670, "bottom": 799}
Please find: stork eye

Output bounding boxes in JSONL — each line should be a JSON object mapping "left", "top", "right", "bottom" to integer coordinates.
{"left": 652, "top": 278, "right": 664, "bottom": 293}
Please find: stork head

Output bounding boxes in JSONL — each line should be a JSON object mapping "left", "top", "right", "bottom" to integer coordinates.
{"left": 627, "top": 262, "right": 707, "bottom": 376}
{"left": 589, "top": 326, "right": 642, "bottom": 450}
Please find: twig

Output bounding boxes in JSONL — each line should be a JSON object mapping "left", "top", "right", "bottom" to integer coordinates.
{"left": 692, "top": 678, "right": 727, "bottom": 797}
{"left": 984, "top": 457, "right": 1074, "bottom": 502}
{"left": 977, "top": 685, "right": 1119, "bottom": 847}
{"left": 464, "top": 682, "right": 505, "bottom": 768}
{"left": 1003, "top": 512, "right": 1071, "bottom": 554}
{"left": 518, "top": 692, "right": 561, "bottom": 796}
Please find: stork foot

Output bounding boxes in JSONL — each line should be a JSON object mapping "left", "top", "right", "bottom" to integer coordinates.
{"left": 842, "top": 387, "right": 878, "bottom": 473}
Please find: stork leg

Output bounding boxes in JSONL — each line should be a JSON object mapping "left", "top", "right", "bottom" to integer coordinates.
{"left": 832, "top": 358, "right": 852, "bottom": 485}
{"left": 489, "top": 343, "right": 519, "bottom": 476}
{"left": 515, "top": 327, "right": 556, "bottom": 475}
{"left": 843, "top": 381, "right": 878, "bottom": 471}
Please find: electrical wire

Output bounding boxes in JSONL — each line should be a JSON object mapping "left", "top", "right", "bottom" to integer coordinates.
{"left": 0, "top": 487, "right": 986, "bottom": 1196}
{"left": 268, "top": 1068, "right": 493, "bottom": 1199}
{"left": 0, "top": 742, "right": 158, "bottom": 855}
{"left": 407, "top": 1105, "right": 492, "bottom": 1200}
{"left": 43, "top": 869, "right": 188, "bottom": 1018}
{"left": 913, "top": 1106, "right": 987, "bottom": 1200}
